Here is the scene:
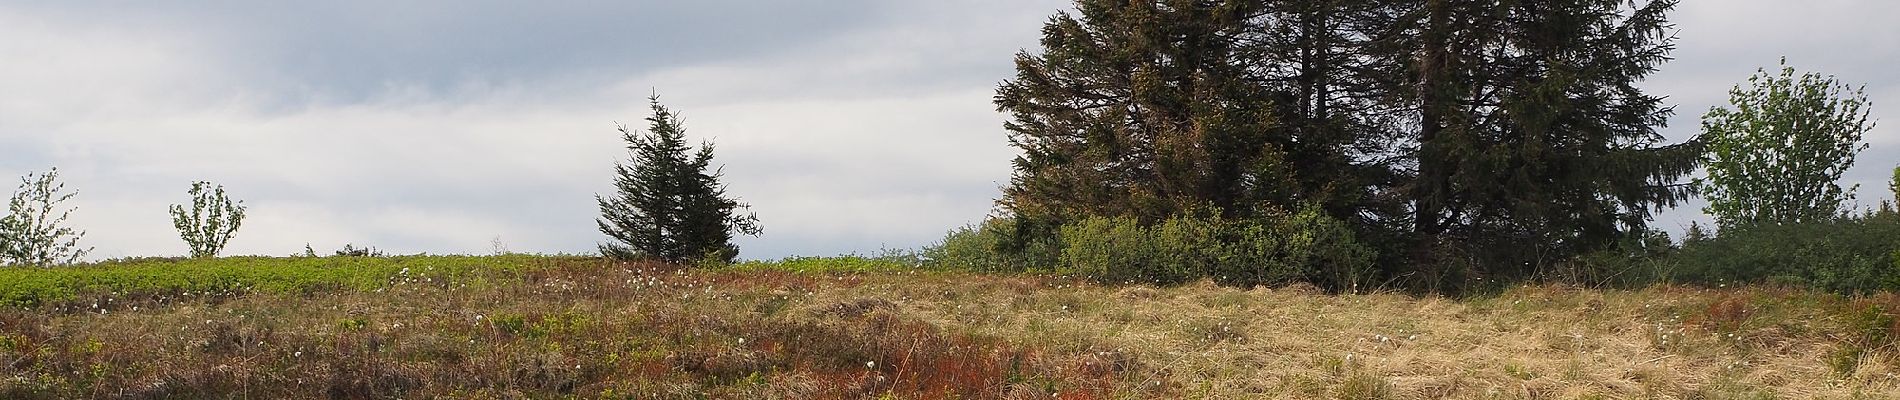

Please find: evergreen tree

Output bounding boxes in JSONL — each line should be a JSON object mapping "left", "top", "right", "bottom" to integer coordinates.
{"left": 997, "top": 0, "right": 1297, "bottom": 226}
{"left": 1696, "top": 58, "right": 1874, "bottom": 229}
{"left": 1385, "top": 0, "right": 1700, "bottom": 285}
{"left": 597, "top": 96, "right": 761, "bottom": 264}
{"left": 996, "top": 0, "right": 1700, "bottom": 290}
{"left": 1249, "top": 0, "right": 1412, "bottom": 222}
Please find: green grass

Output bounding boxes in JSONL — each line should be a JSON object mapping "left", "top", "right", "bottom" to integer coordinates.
{"left": 0, "top": 255, "right": 581, "bottom": 308}
{"left": 4, "top": 255, "right": 1900, "bottom": 398}
{"left": 726, "top": 255, "right": 928, "bottom": 274}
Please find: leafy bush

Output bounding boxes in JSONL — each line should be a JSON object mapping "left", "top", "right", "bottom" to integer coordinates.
{"left": 1670, "top": 212, "right": 1900, "bottom": 294}
{"left": 1056, "top": 205, "right": 1375, "bottom": 290}
{"left": 333, "top": 244, "right": 386, "bottom": 257}
{"left": 1, "top": 168, "right": 91, "bottom": 267}
{"left": 923, "top": 217, "right": 1058, "bottom": 272}
{"left": 1546, "top": 229, "right": 1677, "bottom": 289}
{"left": 169, "top": 181, "right": 246, "bottom": 258}
{"left": 1059, "top": 215, "right": 1184, "bottom": 284}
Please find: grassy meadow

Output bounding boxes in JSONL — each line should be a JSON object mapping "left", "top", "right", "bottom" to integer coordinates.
{"left": 0, "top": 256, "right": 1897, "bottom": 399}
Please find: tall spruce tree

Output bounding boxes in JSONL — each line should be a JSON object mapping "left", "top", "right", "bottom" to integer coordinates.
{"left": 1386, "top": 0, "right": 1701, "bottom": 285}
{"left": 997, "top": 0, "right": 1291, "bottom": 227}
{"left": 1246, "top": 0, "right": 1416, "bottom": 236}
{"left": 597, "top": 96, "right": 761, "bottom": 264}
{"left": 998, "top": 0, "right": 1699, "bottom": 290}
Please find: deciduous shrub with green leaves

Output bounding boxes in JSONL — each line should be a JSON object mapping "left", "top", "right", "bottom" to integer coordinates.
{"left": 1, "top": 168, "right": 90, "bottom": 267}
{"left": 923, "top": 217, "right": 1058, "bottom": 272}
{"left": 169, "top": 181, "right": 246, "bottom": 258}
{"left": 1056, "top": 205, "right": 1375, "bottom": 290}
{"left": 1669, "top": 211, "right": 1900, "bottom": 294}
{"left": 1059, "top": 215, "right": 1184, "bottom": 285}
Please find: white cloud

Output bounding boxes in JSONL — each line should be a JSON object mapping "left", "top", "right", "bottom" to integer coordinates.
{"left": 0, "top": 2, "right": 1064, "bottom": 260}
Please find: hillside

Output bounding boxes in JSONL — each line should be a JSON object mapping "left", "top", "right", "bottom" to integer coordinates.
{"left": 0, "top": 256, "right": 1896, "bottom": 399}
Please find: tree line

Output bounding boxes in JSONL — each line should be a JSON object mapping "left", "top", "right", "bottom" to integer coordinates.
{"left": 961, "top": 0, "right": 1885, "bottom": 293}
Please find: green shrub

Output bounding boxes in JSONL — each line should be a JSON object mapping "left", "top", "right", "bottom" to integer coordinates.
{"left": 1059, "top": 215, "right": 1182, "bottom": 284}
{"left": 1547, "top": 229, "right": 1676, "bottom": 288}
{"left": 1671, "top": 212, "right": 1900, "bottom": 294}
{"left": 1293, "top": 207, "right": 1378, "bottom": 292}
{"left": 1055, "top": 205, "right": 1375, "bottom": 290}
{"left": 924, "top": 217, "right": 1057, "bottom": 272}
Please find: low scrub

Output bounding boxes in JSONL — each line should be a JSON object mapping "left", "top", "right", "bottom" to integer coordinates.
{"left": 0, "top": 255, "right": 573, "bottom": 308}
{"left": 930, "top": 205, "right": 1375, "bottom": 291}
{"left": 1669, "top": 211, "right": 1900, "bottom": 294}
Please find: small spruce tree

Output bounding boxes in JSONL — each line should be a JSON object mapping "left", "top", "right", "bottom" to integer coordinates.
{"left": 597, "top": 95, "right": 761, "bottom": 264}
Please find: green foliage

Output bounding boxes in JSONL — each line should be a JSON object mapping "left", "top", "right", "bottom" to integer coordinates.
{"left": 0, "top": 168, "right": 91, "bottom": 267}
{"left": 1056, "top": 205, "right": 1374, "bottom": 290}
{"left": 997, "top": 1, "right": 1697, "bottom": 292}
{"left": 995, "top": 0, "right": 1295, "bottom": 225}
{"left": 1890, "top": 165, "right": 1899, "bottom": 205}
{"left": 597, "top": 95, "right": 761, "bottom": 264}
{"left": 1698, "top": 58, "right": 1875, "bottom": 229}
{"left": 1397, "top": 0, "right": 1698, "bottom": 287}
{"left": 726, "top": 255, "right": 919, "bottom": 274}
{"left": 333, "top": 243, "right": 385, "bottom": 257}
{"left": 169, "top": 181, "right": 247, "bottom": 258}
{"left": 1670, "top": 212, "right": 1900, "bottom": 294}
{"left": 1059, "top": 215, "right": 1185, "bottom": 285}
{"left": 923, "top": 217, "right": 1058, "bottom": 272}
{"left": 0, "top": 255, "right": 562, "bottom": 308}
{"left": 1548, "top": 229, "right": 1677, "bottom": 288}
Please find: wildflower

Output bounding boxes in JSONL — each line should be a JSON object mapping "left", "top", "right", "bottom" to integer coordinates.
{"left": 866, "top": 361, "right": 876, "bottom": 369}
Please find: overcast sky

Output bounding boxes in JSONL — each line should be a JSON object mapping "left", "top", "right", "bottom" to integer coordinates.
{"left": 2, "top": 1, "right": 1896, "bottom": 260}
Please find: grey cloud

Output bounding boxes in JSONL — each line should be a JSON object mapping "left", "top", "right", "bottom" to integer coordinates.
{"left": 2, "top": 1, "right": 1066, "bottom": 260}
{"left": 1642, "top": 0, "right": 1900, "bottom": 231}
{"left": 9, "top": 1, "right": 909, "bottom": 107}
{"left": 10, "top": 0, "right": 1895, "bottom": 261}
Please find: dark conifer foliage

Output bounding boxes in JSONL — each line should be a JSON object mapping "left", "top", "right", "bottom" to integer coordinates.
{"left": 998, "top": 0, "right": 1269, "bottom": 223}
{"left": 1384, "top": 0, "right": 1701, "bottom": 285}
{"left": 597, "top": 96, "right": 761, "bottom": 264}
{"left": 997, "top": 0, "right": 1702, "bottom": 290}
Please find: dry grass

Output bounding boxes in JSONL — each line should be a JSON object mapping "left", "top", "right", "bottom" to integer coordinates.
{"left": 1, "top": 258, "right": 1898, "bottom": 398}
